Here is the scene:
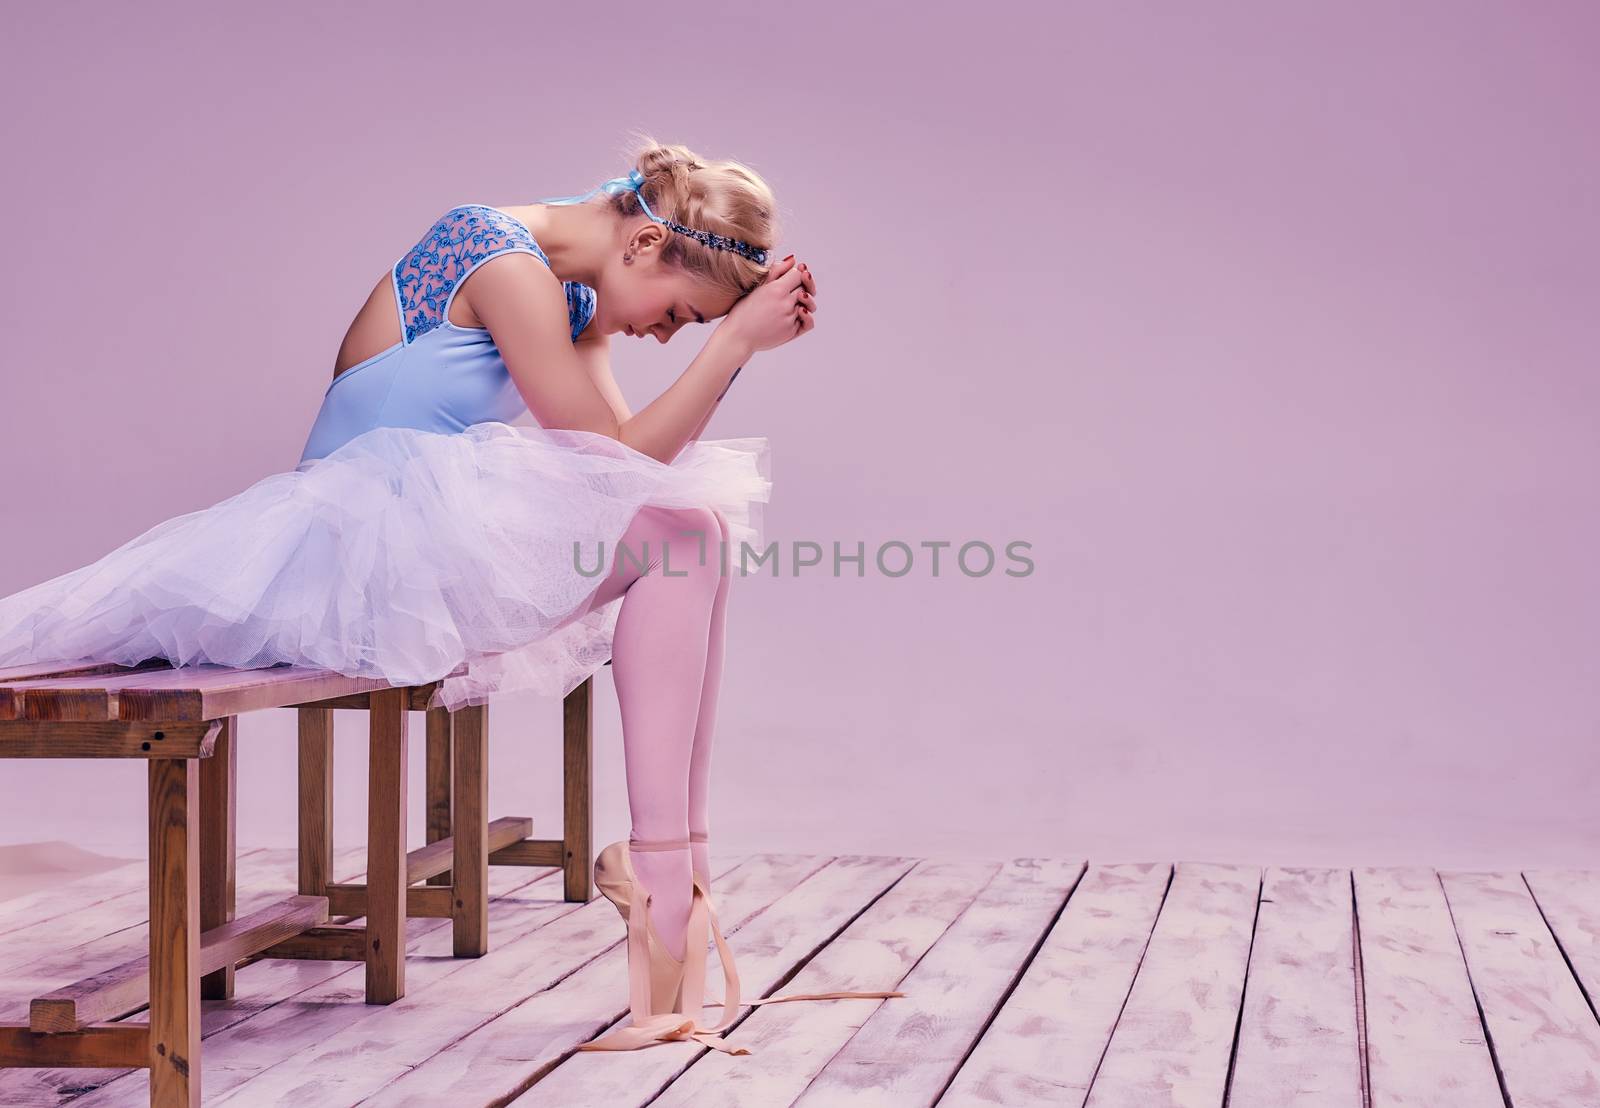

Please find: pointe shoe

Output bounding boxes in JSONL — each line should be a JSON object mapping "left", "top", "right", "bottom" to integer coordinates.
{"left": 579, "top": 835, "right": 749, "bottom": 1055}
{"left": 579, "top": 836, "right": 908, "bottom": 1056}
{"left": 676, "top": 837, "right": 908, "bottom": 1042}
{"left": 590, "top": 838, "right": 689, "bottom": 1016}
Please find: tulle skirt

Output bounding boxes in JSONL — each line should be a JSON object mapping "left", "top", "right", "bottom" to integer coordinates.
{"left": 0, "top": 422, "right": 772, "bottom": 711}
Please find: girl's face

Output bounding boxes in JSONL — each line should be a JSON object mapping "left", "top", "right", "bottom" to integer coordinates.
{"left": 599, "top": 228, "right": 741, "bottom": 344}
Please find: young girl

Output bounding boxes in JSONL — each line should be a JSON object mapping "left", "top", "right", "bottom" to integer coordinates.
{"left": 0, "top": 138, "right": 891, "bottom": 1054}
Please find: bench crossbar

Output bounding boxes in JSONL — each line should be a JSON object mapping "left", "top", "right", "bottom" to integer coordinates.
{"left": 29, "top": 895, "right": 330, "bottom": 1033}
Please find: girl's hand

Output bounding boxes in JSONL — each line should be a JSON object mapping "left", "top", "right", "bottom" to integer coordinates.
{"left": 720, "top": 255, "right": 817, "bottom": 355}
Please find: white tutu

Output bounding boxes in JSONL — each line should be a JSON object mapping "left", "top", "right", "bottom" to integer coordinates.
{"left": 0, "top": 422, "right": 771, "bottom": 711}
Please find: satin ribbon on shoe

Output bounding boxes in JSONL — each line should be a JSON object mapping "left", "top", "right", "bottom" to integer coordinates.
{"left": 668, "top": 877, "right": 908, "bottom": 1050}
{"left": 580, "top": 869, "right": 906, "bottom": 1055}
{"left": 578, "top": 861, "right": 750, "bottom": 1054}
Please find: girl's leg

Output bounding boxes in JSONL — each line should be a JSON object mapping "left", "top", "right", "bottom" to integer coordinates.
{"left": 687, "top": 508, "right": 734, "bottom": 887}
{"left": 581, "top": 504, "right": 722, "bottom": 961}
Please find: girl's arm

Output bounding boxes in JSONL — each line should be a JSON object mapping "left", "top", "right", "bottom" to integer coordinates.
{"left": 571, "top": 329, "right": 634, "bottom": 425}
{"left": 468, "top": 254, "right": 745, "bottom": 464}
{"left": 572, "top": 326, "right": 739, "bottom": 463}
{"left": 644, "top": 255, "right": 810, "bottom": 460}
{"left": 620, "top": 326, "right": 749, "bottom": 462}
{"left": 471, "top": 254, "right": 807, "bottom": 465}
{"left": 670, "top": 364, "right": 744, "bottom": 463}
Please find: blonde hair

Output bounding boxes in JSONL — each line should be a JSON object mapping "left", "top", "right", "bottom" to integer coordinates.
{"left": 607, "top": 132, "right": 781, "bottom": 300}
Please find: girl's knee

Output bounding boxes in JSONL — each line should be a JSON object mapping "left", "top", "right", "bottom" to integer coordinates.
{"left": 679, "top": 505, "right": 723, "bottom": 541}
{"left": 629, "top": 505, "right": 721, "bottom": 578}
{"left": 672, "top": 506, "right": 722, "bottom": 577}
{"left": 649, "top": 505, "right": 720, "bottom": 546}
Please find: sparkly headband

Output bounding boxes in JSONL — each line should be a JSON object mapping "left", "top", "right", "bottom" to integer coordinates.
{"left": 536, "top": 168, "right": 770, "bottom": 265}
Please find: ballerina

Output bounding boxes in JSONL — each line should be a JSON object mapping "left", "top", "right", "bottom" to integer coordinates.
{"left": 0, "top": 137, "right": 897, "bottom": 1053}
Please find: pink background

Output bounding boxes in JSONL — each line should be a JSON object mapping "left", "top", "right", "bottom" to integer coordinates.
{"left": 2, "top": 1, "right": 1595, "bottom": 872}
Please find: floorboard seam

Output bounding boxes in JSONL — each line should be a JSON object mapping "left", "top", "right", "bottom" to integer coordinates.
{"left": 926, "top": 859, "right": 1088, "bottom": 1107}
{"left": 635, "top": 856, "right": 920, "bottom": 1107}
{"left": 1436, "top": 872, "right": 1514, "bottom": 1108}
{"left": 1079, "top": 861, "right": 1175, "bottom": 1104}
{"left": 1218, "top": 869, "right": 1264, "bottom": 1108}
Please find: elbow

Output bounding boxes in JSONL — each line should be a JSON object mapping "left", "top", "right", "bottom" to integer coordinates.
{"left": 614, "top": 419, "right": 678, "bottom": 465}
{"left": 540, "top": 409, "right": 661, "bottom": 461}
{"left": 537, "top": 409, "right": 624, "bottom": 443}
{"left": 616, "top": 415, "right": 675, "bottom": 461}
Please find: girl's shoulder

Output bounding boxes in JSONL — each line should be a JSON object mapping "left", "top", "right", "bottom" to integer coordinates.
{"left": 394, "top": 205, "right": 596, "bottom": 343}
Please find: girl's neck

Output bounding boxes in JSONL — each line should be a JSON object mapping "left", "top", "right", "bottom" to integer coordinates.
{"left": 500, "top": 201, "right": 609, "bottom": 287}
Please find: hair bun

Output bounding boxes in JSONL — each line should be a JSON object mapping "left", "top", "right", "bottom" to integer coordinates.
{"left": 616, "top": 130, "right": 782, "bottom": 286}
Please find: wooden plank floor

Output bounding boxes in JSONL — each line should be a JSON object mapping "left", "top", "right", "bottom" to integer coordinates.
{"left": 3, "top": 854, "right": 1600, "bottom": 1106}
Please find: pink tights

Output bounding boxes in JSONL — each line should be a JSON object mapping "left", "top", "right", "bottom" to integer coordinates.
{"left": 578, "top": 503, "right": 733, "bottom": 960}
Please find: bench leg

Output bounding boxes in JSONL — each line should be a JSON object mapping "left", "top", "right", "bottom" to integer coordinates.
{"left": 424, "top": 706, "right": 452, "bottom": 887}
{"left": 148, "top": 757, "right": 201, "bottom": 1105}
{"left": 451, "top": 703, "right": 488, "bottom": 955}
{"left": 562, "top": 678, "right": 593, "bottom": 902}
{"left": 297, "top": 706, "right": 334, "bottom": 898}
{"left": 366, "top": 687, "right": 408, "bottom": 1002}
{"left": 200, "top": 715, "right": 237, "bottom": 999}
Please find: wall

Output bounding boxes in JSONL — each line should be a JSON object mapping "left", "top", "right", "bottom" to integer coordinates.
{"left": 2, "top": 0, "right": 1595, "bottom": 870}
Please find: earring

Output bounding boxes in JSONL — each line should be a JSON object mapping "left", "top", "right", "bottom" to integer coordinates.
{"left": 624, "top": 252, "right": 634, "bottom": 265}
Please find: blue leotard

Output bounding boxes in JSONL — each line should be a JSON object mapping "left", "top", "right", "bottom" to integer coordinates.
{"left": 297, "top": 204, "right": 596, "bottom": 467}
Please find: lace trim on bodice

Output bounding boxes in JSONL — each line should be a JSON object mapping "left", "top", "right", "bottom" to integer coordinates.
{"left": 393, "top": 205, "right": 595, "bottom": 345}
{"left": 565, "top": 280, "right": 597, "bottom": 341}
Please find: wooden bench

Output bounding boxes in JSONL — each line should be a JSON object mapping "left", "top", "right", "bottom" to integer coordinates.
{"left": 0, "top": 657, "right": 599, "bottom": 1106}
